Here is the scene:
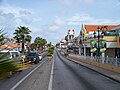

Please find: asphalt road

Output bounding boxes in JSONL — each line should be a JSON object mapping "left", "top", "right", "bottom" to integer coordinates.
{"left": 0, "top": 56, "right": 51, "bottom": 90}
{"left": 0, "top": 49, "right": 120, "bottom": 90}
{"left": 53, "top": 49, "right": 120, "bottom": 90}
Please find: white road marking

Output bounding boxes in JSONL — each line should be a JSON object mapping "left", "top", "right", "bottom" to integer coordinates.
{"left": 48, "top": 54, "right": 55, "bottom": 90}
{"left": 10, "top": 60, "right": 46, "bottom": 90}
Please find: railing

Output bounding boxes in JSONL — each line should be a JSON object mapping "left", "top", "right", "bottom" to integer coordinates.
{"left": 85, "top": 56, "right": 120, "bottom": 67}
{"left": 67, "top": 51, "right": 120, "bottom": 67}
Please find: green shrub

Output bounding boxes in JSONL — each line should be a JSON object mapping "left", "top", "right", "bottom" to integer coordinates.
{"left": 47, "top": 46, "right": 54, "bottom": 55}
{"left": 0, "top": 61, "right": 21, "bottom": 79}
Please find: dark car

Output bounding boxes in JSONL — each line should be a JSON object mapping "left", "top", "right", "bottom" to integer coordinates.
{"left": 25, "top": 52, "right": 41, "bottom": 64}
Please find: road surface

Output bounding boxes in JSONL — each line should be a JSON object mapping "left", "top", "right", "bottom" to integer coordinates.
{"left": 0, "top": 49, "right": 120, "bottom": 90}
{"left": 52, "top": 49, "right": 120, "bottom": 90}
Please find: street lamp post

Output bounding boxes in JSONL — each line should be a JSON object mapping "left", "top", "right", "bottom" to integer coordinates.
{"left": 82, "top": 33, "right": 86, "bottom": 56}
{"left": 93, "top": 26, "right": 106, "bottom": 57}
{"left": 97, "top": 26, "right": 100, "bottom": 57}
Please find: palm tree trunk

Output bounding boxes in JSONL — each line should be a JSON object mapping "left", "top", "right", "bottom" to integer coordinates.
{"left": 22, "top": 35, "right": 25, "bottom": 53}
{"left": 22, "top": 43, "right": 24, "bottom": 53}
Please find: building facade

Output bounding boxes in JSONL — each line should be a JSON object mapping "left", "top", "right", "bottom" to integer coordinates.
{"left": 79, "top": 24, "right": 120, "bottom": 58}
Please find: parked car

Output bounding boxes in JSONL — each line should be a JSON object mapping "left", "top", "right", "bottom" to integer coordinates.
{"left": 25, "top": 52, "right": 41, "bottom": 64}
{"left": 0, "top": 50, "right": 20, "bottom": 60}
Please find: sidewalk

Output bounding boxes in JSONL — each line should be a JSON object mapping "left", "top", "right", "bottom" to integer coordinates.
{"left": 67, "top": 54, "right": 120, "bottom": 83}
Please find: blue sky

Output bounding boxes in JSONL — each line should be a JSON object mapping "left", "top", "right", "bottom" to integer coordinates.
{"left": 0, "top": 0, "right": 120, "bottom": 44}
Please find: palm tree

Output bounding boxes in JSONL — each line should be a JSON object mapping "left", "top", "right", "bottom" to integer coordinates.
{"left": 13, "top": 29, "right": 21, "bottom": 51}
{"left": 13, "top": 26, "right": 31, "bottom": 53}
{"left": 0, "top": 29, "right": 6, "bottom": 45}
{"left": 25, "top": 35, "right": 32, "bottom": 52}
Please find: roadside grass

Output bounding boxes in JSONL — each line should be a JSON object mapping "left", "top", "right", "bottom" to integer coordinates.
{"left": 0, "top": 61, "right": 31, "bottom": 79}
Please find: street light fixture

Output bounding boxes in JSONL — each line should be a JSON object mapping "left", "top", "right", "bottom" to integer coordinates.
{"left": 93, "top": 26, "right": 106, "bottom": 57}
{"left": 97, "top": 26, "right": 101, "bottom": 57}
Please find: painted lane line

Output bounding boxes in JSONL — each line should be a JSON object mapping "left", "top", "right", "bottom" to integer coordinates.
{"left": 48, "top": 53, "right": 55, "bottom": 90}
{"left": 10, "top": 60, "right": 46, "bottom": 90}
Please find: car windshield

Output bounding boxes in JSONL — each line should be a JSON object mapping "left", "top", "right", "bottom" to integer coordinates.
{"left": 11, "top": 52, "right": 19, "bottom": 57}
{"left": 27, "top": 53, "right": 37, "bottom": 56}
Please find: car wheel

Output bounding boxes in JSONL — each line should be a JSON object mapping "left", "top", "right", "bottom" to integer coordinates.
{"left": 34, "top": 60, "right": 38, "bottom": 64}
{"left": 37, "top": 60, "right": 40, "bottom": 63}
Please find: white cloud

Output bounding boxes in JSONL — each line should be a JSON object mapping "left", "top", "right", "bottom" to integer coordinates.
{"left": 83, "top": 0, "right": 94, "bottom": 4}
{"left": 67, "top": 21, "right": 82, "bottom": 25}
{"left": 0, "top": 5, "right": 34, "bottom": 36}
{"left": 0, "top": 0, "right": 6, "bottom": 4}
{"left": 0, "top": 0, "right": 3, "bottom": 3}
{"left": 67, "top": 13, "right": 120, "bottom": 25}
{"left": 48, "top": 25, "right": 60, "bottom": 33}
{"left": 116, "top": 0, "right": 120, "bottom": 6}
{"left": 116, "top": 3, "right": 120, "bottom": 6}
{"left": 69, "top": 14, "right": 94, "bottom": 22}
{"left": 30, "top": 27, "right": 43, "bottom": 34}
{"left": 59, "top": 0, "right": 75, "bottom": 5}
{"left": 48, "top": 16, "right": 66, "bottom": 33}
{"left": 59, "top": 0, "right": 94, "bottom": 5}
{"left": 54, "top": 16, "right": 65, "bottom": 26}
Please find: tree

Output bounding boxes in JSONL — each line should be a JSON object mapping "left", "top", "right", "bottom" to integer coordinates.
{"left": 30, "top": 43, "right": 36, "bottom": 51}
{"left": 34, "top": 37, "right": 47, "bottom": 51}
{"left": 13, "top": 26, "right": 31, "bottom": 53}
{"left": 25, "top": 35, "right": 32, "bottom": 52}
{"left": 0, "top": 29, "right": 6, "bottom": 45}
{"left": 47, "top": 42, "right": 52, "bottom": 47}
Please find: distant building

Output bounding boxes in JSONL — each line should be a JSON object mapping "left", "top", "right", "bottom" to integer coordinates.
{"left": 0, "top": 38, "right": 22, "bottom": 52}
{"left": 4, "top": 38, "right": 16, "bottom": 44}
{"left": 78, "top": 24, "right": 120, "bottom": 57}
{"left": 0, "top": 43, "right": 22, "bottom": 51}
{"left": 60, "top": 39, "right": 67, "bottom": 49}
{"left": 67, "top": 29, "right": 75, "bottom": 47}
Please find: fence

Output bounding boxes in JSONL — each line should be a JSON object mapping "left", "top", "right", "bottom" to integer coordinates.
{"left": 82, "top": 55, "right": 120, "bottom": 67}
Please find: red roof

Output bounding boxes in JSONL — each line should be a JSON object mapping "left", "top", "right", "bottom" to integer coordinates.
{"left": 84, "top": 25, "right": 119, "bottom": 32}
{"left": 0, "top": 45, "right": 9, "bottom": 50}
{"left": 8, "top": 44, "right": 18, "bottom": 48}
{"left": 0, "top": 44, "right": 22, "bottom": 50}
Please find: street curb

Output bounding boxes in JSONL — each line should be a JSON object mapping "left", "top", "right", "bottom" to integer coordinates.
{"left": 65, "top": 57, "right": 120, "bottom": 83}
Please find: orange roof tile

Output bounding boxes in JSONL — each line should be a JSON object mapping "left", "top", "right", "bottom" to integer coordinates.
{"left": 0, "top": 45, "right": 9, "bottom": 49}
{"left": 84, "top": 25, "right": 119, "bottom": 32}
{"left": 0, "top": 44, "right": 22, "bottom": 50}
{"left": 8, "top": 44, "right": 22, "bottom": 48}
{"left": 8, "top": 44, "right": 18, "bottom": 48}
